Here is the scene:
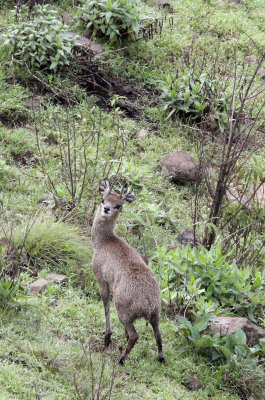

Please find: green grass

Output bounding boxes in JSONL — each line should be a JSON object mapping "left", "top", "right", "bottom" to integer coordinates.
{"left": 0, "top": 283, "right": 240, "bottom": 400}
{"left": 0, "top": 0, "right": 264, "bottom": 398}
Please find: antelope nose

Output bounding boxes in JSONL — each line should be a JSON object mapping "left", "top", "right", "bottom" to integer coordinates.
{"left": 104, "top": 205, "right": 110, "bottom": 213}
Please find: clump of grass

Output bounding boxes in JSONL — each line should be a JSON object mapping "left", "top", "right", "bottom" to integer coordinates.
{"left": 14, "top": 215, "right": 94, "bottom": 287}
{"left": 0, "top": 72, "right": 28, "bottom": 125}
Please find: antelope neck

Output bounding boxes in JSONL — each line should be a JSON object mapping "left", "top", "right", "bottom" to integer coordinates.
{"left": 91, "top": 208, "right": 118, "bottom": 249}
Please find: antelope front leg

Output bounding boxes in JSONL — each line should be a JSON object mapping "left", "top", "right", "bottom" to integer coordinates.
{"left": 100, "top": 284, "right": 112, "bottom": 347}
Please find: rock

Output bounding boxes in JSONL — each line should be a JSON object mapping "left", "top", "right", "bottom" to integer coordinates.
{"left": 48, "top": 273, "right": 67, "bottom": 283}
{"left": 39, "top": 195, "right": 55, "bottom": 207}
{"left": 253, "top": 183, "right": 265, "bottom": 208}
{"left": 136, "top": 129, "right": 148, "bottom": 140}
{"left": 209, "top": 317, "right": 265, "bottom": 346}
{"left": 226, "top": 187, "right": 251, "bottom": 211}
{"left": 61, "top": 12, "right": 74, "bottom": 25}
{"left": 29, "top": 278, "right": 49, "bottom": 293}
{"left": 149, "top": 349, "right": 156, "bottom": 357}
{"left": 167, "top": 242, "right": 181, "bottom": 251}
{"left": 65, "top": 33, "right": 103, "bottom": 56}
{"left": 257, "top": 68, "right": 265, "bottom": 79}
{"left": 160, "top": 152, "right": 200, "bottom": 184}
{"left": 245, "top": 55, "right": 258, "bottom": 64}
{"left": 27, "top": 96, "right": 41, "bottom": 110}
{"left": 123, "top": 85, "right": 134, "bottom": 95}
{"left": 156, "top": 0, "right": 172, "bottom": 8}
{"left": 184, "top": 375, "right": 203, "bottom": 391}
{"left": 178, "top": 228, "right": 196, "bottom": 247}
{"left": 227, "top": 183, "right": 265, "bottom": 210}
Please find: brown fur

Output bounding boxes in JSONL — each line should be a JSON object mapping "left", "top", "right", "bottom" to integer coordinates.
{"left": 91, "top": 180, "right": 164, "bottom": 364}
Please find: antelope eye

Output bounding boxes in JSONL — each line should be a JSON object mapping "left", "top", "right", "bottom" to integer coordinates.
{"left": 102, "top": 200, "right": 104, "bottom": 204}
{"left": 114, "top": 205, "right": 121, "bottom": 210}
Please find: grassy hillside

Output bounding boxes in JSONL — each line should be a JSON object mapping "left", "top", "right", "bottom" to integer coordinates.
{"left": 0, "top": 0, "right": 264, "bottom": 399}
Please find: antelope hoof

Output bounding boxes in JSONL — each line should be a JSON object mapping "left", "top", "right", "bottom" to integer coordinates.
{"left": 104, "top": 332, "right": 112, "bottom": 347}
{"left": 119, "top": 357, "right": 125, "bottom": 365}
{"left": 158, "top": 354, "right": 165, "bottom": 363}
{"left": 118, "top": 353, "right": 129, "bottom": 365}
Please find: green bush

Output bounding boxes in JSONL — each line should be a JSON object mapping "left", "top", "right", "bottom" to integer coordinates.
{"left": 4, "top": 5, "right": 75, "bottom": 72}
{"left": 80, "top": 0, "right": 141, "bottom": 43}
{"left": 150, "top": 245, "right": 265, "bottom": 319}
{"left": 160, "top": 70, "right": 229, "bottom": 130}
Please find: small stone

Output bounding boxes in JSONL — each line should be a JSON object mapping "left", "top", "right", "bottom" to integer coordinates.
{"left": 254, "top": 183, "right": 265, "bottom": 207}
{"left": 29, "top": 278, "right": 49, "bottom": 293}
{"left": 156, "top": 0, "right": 172, "bottom": 8}
{"left": 61, "top": 12, "right": 74, "bottom": 25}
{"left": 257, "top": 68, "right": 265, "bottom": 79}
{"left": 27, "top": 96, "right": 41, "bottom": 110}
{"left": 245, "top": 55, "right": 258, "bottom": 64}
{"left": 48, "top": 273, "right": 67, "bottom": 283}
{"left": 167, "top": 242, "right": 181, "bottom": 251}
{"left": 149, "top": 349, "right": 156, "bottom": 357}
{"left": 123, "top": 85, "right": 134, "bottom": 95}
{"left": 178, "top": 228, "right": 196, "bottom": 247}
{"left": 184, "top": 375, "right": 203, "bottom": 391}
{"left": 136, "top": 129, "right": 148, "bottom": 140}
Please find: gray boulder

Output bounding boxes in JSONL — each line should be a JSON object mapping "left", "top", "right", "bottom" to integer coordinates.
{"left": 160, "top": 152, "right": 200, "bottom": 184}
{"left": 209, "top": 316, "right": 265, "bottom": 346}
{"left": 64, "top": 33, "right": 103, "bottom": 56}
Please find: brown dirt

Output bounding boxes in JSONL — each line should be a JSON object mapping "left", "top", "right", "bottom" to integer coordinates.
{"left": 11, "top": 149, "right": 38, "bottom": 166}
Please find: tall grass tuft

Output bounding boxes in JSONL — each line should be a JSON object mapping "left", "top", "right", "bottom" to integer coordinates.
{"left": 14, "top": 216, "right": 93, "bottom": 286}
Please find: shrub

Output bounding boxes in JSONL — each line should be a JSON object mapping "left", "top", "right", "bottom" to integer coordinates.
{"left": 80, "top": 0, "right": 141, "bottom": 43}
{"left": 150, "top": 245, "right": 265, "bottom": 319}
{"left": 4, "top": 5, "right": 75, "bottom": 72}
{"left": 160, "top": 70, "right": 229, "bottom": 130}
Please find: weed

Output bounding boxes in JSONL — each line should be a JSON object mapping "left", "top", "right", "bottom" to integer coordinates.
{"left": 160, "top": 70, "right": 229, "bottom": 130}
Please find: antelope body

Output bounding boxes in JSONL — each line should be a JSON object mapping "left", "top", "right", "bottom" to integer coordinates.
{"left": 91, "top": 180, "right": 164, "bottom": 364}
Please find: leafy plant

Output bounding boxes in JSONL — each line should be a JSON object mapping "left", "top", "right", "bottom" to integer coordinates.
{"left": 178, "top": 315, "right": 250, "bottom": 362}
{"left": 150, "top": 245, "right": 265, "bottom": 320}
{"left": 160, "top": 70, "right": 229, "bottom": 130}
{"left": 4, "top": 5, "right": 75, "bottom": 72}
{"left": 80, "top": 0, "right": 141, "bottom": 43}
{"left": 178, "top": 315, "right": 265, "bottom": 399}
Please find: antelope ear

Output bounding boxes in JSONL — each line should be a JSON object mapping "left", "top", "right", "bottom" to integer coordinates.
{"left": 120, "top": 186, "right": 135, "bottom": 203}
{"left": 99, "top": 179, "right": 111, "bottom": 196}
